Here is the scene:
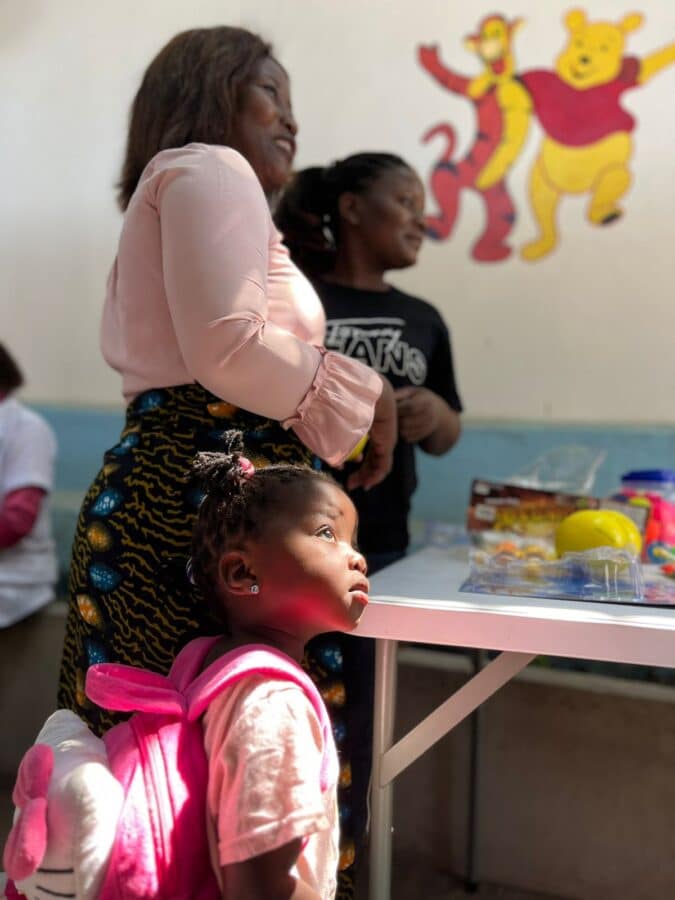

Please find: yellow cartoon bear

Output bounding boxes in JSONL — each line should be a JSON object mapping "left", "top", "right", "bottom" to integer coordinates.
{"left": 520, "top": 9, "right": 675, "bottom": 261}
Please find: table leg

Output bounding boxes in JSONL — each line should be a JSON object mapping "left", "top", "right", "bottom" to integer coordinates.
{"left": 465, "top": 650, "right": 487, "bottom": 892}
{"left": 369, "top": 638, "right": 398, "bottom": 900}
{"left": 381, "top": 651, "right": 535, "bottom": 785}
{"left": 369, "top": 649, "right": 534, "bottom": 898}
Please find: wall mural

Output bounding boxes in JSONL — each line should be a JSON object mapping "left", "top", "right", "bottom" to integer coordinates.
{"left": 418, "top": 8, "right": 675, "bottom": 262}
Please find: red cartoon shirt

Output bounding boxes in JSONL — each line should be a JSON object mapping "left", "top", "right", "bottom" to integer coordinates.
{"left": 520, "top": 57, "right": 640, "bottom": 146}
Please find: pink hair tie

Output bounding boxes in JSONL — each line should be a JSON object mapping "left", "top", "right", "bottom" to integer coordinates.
{"left": 239, "top": 457, "right": 255, "bottom": 479}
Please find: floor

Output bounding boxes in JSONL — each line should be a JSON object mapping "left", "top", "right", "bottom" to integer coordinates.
{"left": 0, "top": 785, "right": 567, "bottom": 900}
{"left": 392, "top": 874, "right": 564, "bottom": 900}
{"left": 0, "top": 874, "right": 564, "bottom": 899}
{"left": 370, "top": 852, "right": 568, "bottom": 900}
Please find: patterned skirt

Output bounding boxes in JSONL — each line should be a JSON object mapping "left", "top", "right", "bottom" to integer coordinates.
{"left": 57, "top": 384, "right": 357, "bottom": 897}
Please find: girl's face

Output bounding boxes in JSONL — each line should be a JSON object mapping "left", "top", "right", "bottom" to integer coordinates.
{"left": 242, "top": 481, "right": 369, "bottom": 638}
{"left": 228, "top": 57, "right": 297, "bottom": 195}
{"left": 346, "top": 166, "right": 426, "bottom": 270}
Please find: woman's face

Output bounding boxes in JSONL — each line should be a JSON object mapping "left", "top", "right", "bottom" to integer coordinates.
{"left": 228, "top": 57, "right": 297, "bottom": 195}
{"left": 346, "top": 166, "right": 426, "bottom": 270}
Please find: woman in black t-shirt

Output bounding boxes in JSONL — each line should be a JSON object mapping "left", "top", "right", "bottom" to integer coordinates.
{"left": 276, "top": 154, "right": 462, "bottom": 560}
{"left": 275, "top": 152, "right": 462, "bottom": 854}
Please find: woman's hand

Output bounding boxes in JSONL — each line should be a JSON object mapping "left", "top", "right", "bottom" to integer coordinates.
{"left": 395, "top": 386, "right": 441, "bottom": 443}
{"left": 347, "top": 377, "right": 397, "bottom": 491}
{"left": 396, "top": 386, "right": 461, "bottom": 455}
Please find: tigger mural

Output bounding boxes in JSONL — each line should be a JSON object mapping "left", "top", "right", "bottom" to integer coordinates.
{"left": 418, "top": 9, "right": 675, "bottom": 263}
{"left": 418, "top": 15, "right": 531, "bottom": 262}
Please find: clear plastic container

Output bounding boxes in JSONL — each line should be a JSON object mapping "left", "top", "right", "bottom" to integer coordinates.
{"left": 506, "top": 445, "right": 606, "bottom": 495}
{"left": 615, "top": 469, "right": 675, "bottom": 562}
{"left": 620, "top": 469, "right": 675, "bottom": 500}
{"left": 462, "top": 547, "right": 644, "bottom": 604}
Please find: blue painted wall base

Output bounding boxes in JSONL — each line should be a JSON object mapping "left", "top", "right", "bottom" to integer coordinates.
{"left": 36, "top": 404, "right": 675, "bottom": 564}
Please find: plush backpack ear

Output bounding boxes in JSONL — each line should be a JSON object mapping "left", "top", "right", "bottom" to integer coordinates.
{"left": 86, "top": 663, "right": 186, "bottom": 716}
{"left": 5, "top": 711, "right": 124, "bottom": 900}
{"left": 3, "top": 744, "right": 53, "bottom": 880}
{"left": 564, "top": 9, "right": 587, "bottom": 34}
{"left": 619, "top": 13, "right": 643, "bottom": 34}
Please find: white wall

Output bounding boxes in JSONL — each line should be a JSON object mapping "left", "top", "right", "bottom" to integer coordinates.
{"left": 2, "top": 0, "right": 674, "bottom": 422}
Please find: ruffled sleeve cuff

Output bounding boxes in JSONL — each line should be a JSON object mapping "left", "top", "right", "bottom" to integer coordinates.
{"left": 282, "top": 349, "right": 382, "bottom": 466}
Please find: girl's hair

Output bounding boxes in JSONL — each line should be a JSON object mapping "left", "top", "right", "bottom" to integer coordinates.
{"left": 0, "top": 344, "right": 24, "bottom": 394}
{"left": 190, "top": 433, "right": 335, "bottom": 626}
{"left": 117, "top": 26, "right": 273, "bottom": 211}
{"left": 274, "top": 152, "right": 411, "bottom": 276}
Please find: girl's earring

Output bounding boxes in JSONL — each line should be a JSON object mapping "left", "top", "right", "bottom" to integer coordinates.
{"left": 250, "top": 583, "right": 260, "bottom": 594}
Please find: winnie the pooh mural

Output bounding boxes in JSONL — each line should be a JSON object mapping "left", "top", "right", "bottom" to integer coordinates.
{"left": 520, "top": 9, "right": 675, "bottom": 260}
{"left": 418, "top": 8, "right": 675, "bottom": 263}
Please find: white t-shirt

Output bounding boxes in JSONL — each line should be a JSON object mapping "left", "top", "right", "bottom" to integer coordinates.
{"left": 0, "top": 398, "right": 58, "bottom": 626}
{"left": 202, "top": 674, "right": 339, "bottom": 899}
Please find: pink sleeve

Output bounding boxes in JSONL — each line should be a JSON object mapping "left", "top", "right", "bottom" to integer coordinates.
{"left": 154, "top": 148, "right": 381, "bottom": 465}
{"left": 0, "top": 487, "right": 45, "bottom": 549}
{"left": 283, "top": 349, "right": 382, "bottom": 466}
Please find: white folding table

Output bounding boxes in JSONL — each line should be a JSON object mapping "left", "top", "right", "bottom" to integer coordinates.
{"left": 353, "top": 546, "right": 675, "bottom": 900}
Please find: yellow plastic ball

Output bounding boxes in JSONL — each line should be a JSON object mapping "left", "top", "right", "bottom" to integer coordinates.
{"left": 554, "top": 509, "right": 642, "bottom": 558}
{"left": 346, "top": 434, "right": 369, "bottom": 462}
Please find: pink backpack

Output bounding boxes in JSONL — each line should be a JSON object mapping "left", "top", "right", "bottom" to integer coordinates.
{"left": 4, "top": 637, "right": 336, "bottom": 900}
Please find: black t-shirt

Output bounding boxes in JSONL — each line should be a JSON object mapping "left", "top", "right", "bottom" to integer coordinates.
{"left": 317, "top": 280, "right": 462, "bottom": 553}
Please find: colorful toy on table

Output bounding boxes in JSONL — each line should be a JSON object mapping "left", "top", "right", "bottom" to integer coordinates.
{"left": 472, "top": 539, "right": 554, "bottom": 583}
{"left": 466, "top": 479, "right": 600, "bottom": 550}
{"left": 554, "top": 508, "right": 642, "bottom": 558}
{"left": 612, "top": 469, "right": 675, "bottom": 563}
{"left": 491, "top": 540, "right": 552, "bottom": 560}
{"left": 463, "top": 505, "right": 675, "bottom": 605}
{"left": 464, "top": 543, "right": 643, "bottom": 603}
{"left": 346, "top": 433, "right": 369, "bottom": 462}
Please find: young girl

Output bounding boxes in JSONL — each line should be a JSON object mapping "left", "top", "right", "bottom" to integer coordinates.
{"left": 4, "top": 439, "right": 368, "bottom": 900}
{"left": 191, "top": 443, "right": 369, "bottom": 900}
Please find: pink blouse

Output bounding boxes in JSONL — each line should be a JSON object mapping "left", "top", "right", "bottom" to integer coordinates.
{"left": 100, "top": 144, "right": 381, "bottom": 466}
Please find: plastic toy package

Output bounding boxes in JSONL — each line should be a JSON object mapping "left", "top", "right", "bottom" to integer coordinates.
{"left": 466, "top": 479, "right": 599, "bottom": 547}
{"left": 460, "top": 455, "right": 675, "bottom": 606}
{"left": 612, "top": 468, "right": 675, "bottom": 563}
{"left": 640, "top": 565, "right": 675, "bottom": 606}
{"left": 461, "top": 546, "right": 648, "bottom": 605}
{"left": 465, "top": 481, "right": 649, "bottom": 563}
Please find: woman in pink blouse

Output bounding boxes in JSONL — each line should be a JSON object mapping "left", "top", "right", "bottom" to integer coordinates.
{"left": 57, "top": 28, "right": 395, "bottom": 896}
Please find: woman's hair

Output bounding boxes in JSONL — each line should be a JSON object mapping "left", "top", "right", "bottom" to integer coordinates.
{"left": 117, "top": 27, "right": 273, "bottom": 210}
{"left": 190, "top": 433, "right": 335, "bottom": 626}
{"left": 274, "top": 152, "right": 410, "bottom": 276}
{"left": 0, "top": 344, "right": 25, "bottom": 394}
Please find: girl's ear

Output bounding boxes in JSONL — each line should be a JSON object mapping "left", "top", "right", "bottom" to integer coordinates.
{"left": 218, "top": 551, "right": 257, "bottom": 596}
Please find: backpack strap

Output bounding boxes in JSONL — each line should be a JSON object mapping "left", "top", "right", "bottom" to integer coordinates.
{"left": 185, "top": 644, "right": 336, "bottom": 792}
{"left": 167, "top": 635, "right": 223, "bottom": 691}
{"left": 86, "top": 639, "right": 336, "bottom": 792}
